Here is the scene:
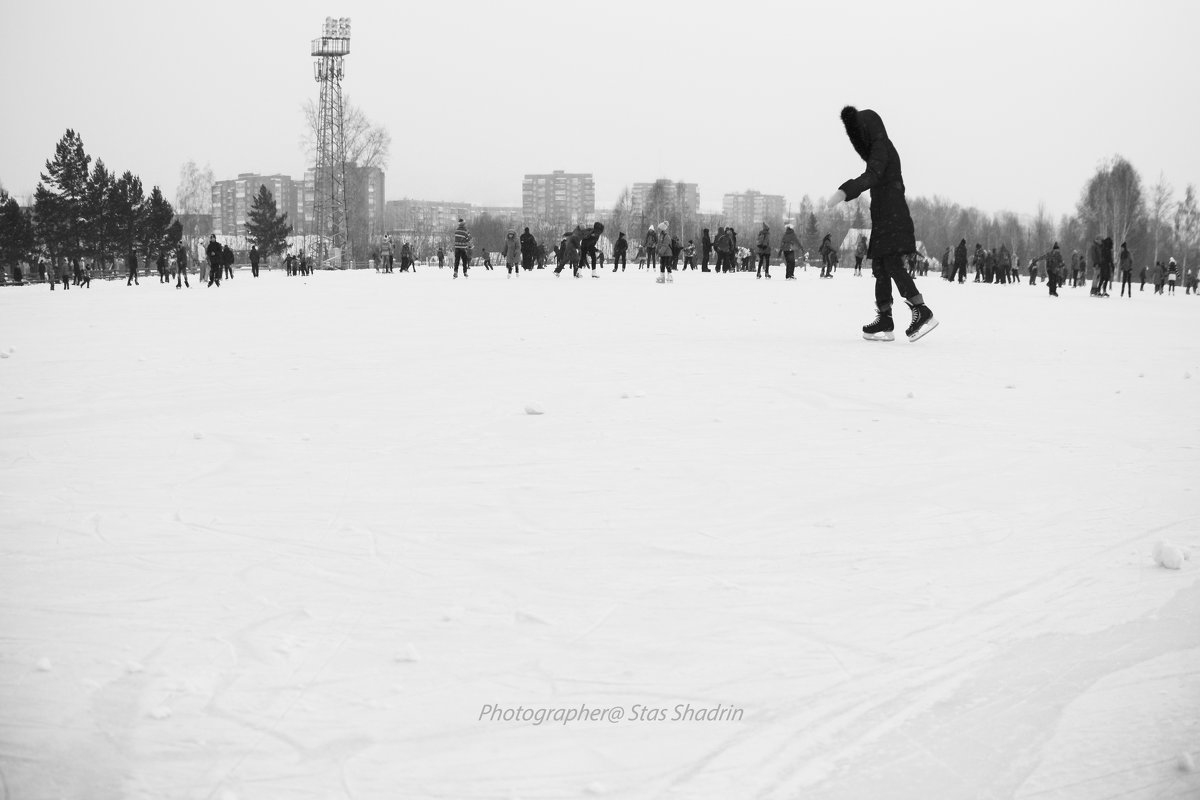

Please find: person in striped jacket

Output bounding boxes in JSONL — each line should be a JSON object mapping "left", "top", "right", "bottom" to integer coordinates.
{"left": 453, "top": 219, "right": 472, "bottom": 279}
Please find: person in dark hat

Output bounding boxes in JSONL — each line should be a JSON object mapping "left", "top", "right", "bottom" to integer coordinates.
{"left": 519, "top": 226, "right": 537, "bottom": 271}
{"left": 1031, "top": 242, "right": 1064, "bottom": 296}
{"left": 612, "top": 231, "right": 628, "bottom": 272}
{"left": 205, "top": 235, "right": 222, "bottom": 286}
{"left": 452, "top": 219, "right": 471, "bottom": 278}
{"left": 1118, "top": 241, "right": 1133, "bottom": 297}
{"left": 830, "top": 106, "right": 936, "bottom": 341}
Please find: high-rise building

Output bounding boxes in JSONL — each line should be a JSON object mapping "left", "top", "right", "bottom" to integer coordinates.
{"left": 384, "top": 199, "right": 474, "bottom": 234}
{"left": 355, "top": 165, "right": 386, "bottom": 239}
{"left": 522, "top": 170, "right": 595, "bottom": 226}
{"left": 211, "top": 173, "right": 304, "bottom": 237}
{"left": 722, "top": 190, "right": 786, "bottom": 233}
{"left": 300, "top": 164, "right": 384, "bottom": 241}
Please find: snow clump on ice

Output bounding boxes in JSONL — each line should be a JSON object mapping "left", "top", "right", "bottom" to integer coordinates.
{"left": 1152, "top": 540, "right": 1189, "bottom": 570}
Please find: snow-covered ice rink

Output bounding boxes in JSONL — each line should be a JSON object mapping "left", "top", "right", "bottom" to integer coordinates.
{"left": 1, "top": 266, "right": 1197, "bottom": 800}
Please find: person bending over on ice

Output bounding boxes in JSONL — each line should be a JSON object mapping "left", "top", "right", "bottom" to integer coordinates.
{"left": 829, "top": 106, "right": 936, "bottom": 342}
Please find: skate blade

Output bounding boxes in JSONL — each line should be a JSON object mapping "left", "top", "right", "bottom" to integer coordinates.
{"left": 907, "top": 318, "right": 939, "bottom": 342}
{"left": 863, "top": 331, "right": 895, "bottom": 342}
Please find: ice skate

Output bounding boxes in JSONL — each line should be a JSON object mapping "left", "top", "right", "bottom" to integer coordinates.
{"left": 862, "top": 309, "right": 895, "bottom": 341}
{"left": 905, "top": 302, "right": 938, "bottom": 342}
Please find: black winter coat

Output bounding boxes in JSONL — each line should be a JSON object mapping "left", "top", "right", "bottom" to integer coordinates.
{"left": 838, "top": 106, "right": 916, "bottom": 259}
{"left": 954, "top": 240, "right": 967, "bottom": 269}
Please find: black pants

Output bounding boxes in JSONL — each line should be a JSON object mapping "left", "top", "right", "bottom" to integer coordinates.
{"left": 702, "top": 249, "right": 711, "bottom": 271}
{"left": 207, "top": 259, "right": 220, "bottom": 285}
{"left": 784, "top": 250, "right": 796, "bottom": 279}
{"left": 1120, "top": 270, "right": 1132, "bottom": 297}
{"left": 127, "top": 264, "right": 138, "bottom": 285}
{"left": 522, "top": 254, "right": 534, "bottom": 271}
{"left": 251, "top": 262, "right": 259, "bottom": 277}
{"left": 177, "top": 267, "right": 189, "bottom": 287}
{"left": 757, "top": 252, "right": 770, "bottom": 276}
{"left": 454, "top": 249, "right": 469, "bottom": 275}
{"left": 1048, "top": 271, "right": 1060, "bottom": 295}
{"left": 660, "top": 255, "right": 673, "bottom": 274}
{"left": 854, "top": 256, "right": 863, "bottom": 275}
{"left": 950, "top": 263, "right": 965, "bottom": 282}
{"left": 873, "top": 253, "right": 921, "bottom": 311}
{"left": 613, "top": 253, "right": 626, "bottom": 271}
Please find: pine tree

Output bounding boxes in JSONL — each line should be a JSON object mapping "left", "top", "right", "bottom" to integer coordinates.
{"left": 804, "top": 213, "right": 819, "bottom": 247}
{"left": 245, "top": 184, "right": 292, "bottom": 257}
{"left": 34, "top": 129, "right": 93, "bottom": 270}
{"left": 111, "top": 171, "right": 145, "bottom": 258}
{"left": 0, "top": 191, "right": 35, "bottom": 275}
{"left": 141, "top": 186, "right": 175, "bottom": 264}
{"left": 85, "top": 159, "right": 116, "bottom": 270}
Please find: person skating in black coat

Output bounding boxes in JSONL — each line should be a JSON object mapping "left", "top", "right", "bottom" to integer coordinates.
{"left": 612, "top": 232, "right": 628, "bottom": 272}
{"left": 952, "top": 239, "right": 967, "bottom": 283}
{"left": 205, "top": 235, "right": 222, "bottom": 286}
{"left": 519, "top": 227, "right": 537, "bottom": 271}
{"left": 830, "top": 106, "right": 936, "bottom": 341}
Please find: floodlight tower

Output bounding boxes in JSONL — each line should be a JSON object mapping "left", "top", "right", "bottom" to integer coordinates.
{"left": 311, "top": 16, "right": 351, "bottom": 268}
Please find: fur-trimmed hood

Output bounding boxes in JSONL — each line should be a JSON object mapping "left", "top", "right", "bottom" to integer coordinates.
{"left": 841, "top": 105, "right": 888, "bottom": 162}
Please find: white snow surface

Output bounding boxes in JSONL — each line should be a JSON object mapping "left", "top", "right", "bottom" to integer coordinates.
{"left": 1, "top": 267, "right": 1198, "bottom": 800}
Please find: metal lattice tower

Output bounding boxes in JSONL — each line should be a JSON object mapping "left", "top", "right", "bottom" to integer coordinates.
{"left": 312, "top": 16, "right": 351, "bottom": 268}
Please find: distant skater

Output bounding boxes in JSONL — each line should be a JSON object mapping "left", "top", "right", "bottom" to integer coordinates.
{"left": 830, "top": 105, "right": 936, "bottom": 341}
{"left": 176, "top": 244, "right": 190, "bottom": 288}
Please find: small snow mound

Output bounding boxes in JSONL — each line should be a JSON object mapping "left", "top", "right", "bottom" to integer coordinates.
{"left": 906, "top": 391, "right": 915, "bottom": 399}
{"left": 620, "top": 392, "right": 630, "bottom": 399}
{"left": 394, "top": 644, "right": 420, "bottom": 663}
{"left": 125, "top": 661, "right": 145, "bottom": 674}
{"left": 35, "top": 657, "right": 53, "bottom": 672}
{"left": 149, "top": 706, "right": 172, "bottom": 720}
{"left": 584, "top": 783, "right": 608, "bottom": 796}
{"left": 1179, "top": 752, "right": 1196, "bottom": 773}
{"left": 193, "top": 432, "right": 204, "bottom": 440}
{"left": 1153, "top": 540, "right": 1186, "bottom": 570}
{"left": 301, "top": 434, "right": 311, "bottom": 441}
{"left": 1005, "top": 384, "right": 1016, "bottom": 390}
{"left": 524, "top": 403, "right": 545, "bottom": 416}
{"left": 0, "top": 351, "right": 9, "bottom": 359}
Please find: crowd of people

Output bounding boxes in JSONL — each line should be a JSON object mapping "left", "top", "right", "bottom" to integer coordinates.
{"left": 939, "top": 237, "right": 1196, "bottom": 298}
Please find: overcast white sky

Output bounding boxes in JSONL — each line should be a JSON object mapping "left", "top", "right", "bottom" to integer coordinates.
{"left": 1, "top": 0, "right": 1196, "bottom": 218}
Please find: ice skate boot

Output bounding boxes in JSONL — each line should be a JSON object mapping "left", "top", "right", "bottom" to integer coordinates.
{"left": 862, "top": 309, "right": 895, "bottom": 341}
{"left": 905, "top": 301, "right": 938, "bottom": 342}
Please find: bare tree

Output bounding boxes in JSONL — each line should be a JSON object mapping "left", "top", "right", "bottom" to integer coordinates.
{"left": 1076, "top": 155, "right": 1145, "bottom": 250}
{"left": 301, "top": 96, "right": 391, "bottom": 170}
{"left": 175, "top": 160, "right": 213, "bottom": 259}
{"left": 609, "top": 186, "right": 632, "bottom": 239}
{"left": 1148, "top": 173, "right": 1175, "bottom": 266}
{"left": 1174, "top": 184, "right": 1199, "bottom": 269}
